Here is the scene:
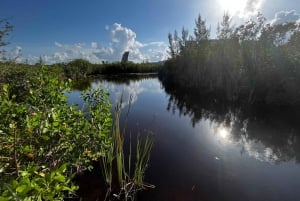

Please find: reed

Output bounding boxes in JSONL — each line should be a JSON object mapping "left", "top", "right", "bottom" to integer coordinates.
{"left": 101, "top": 96, "right": 154, "bottom": 201}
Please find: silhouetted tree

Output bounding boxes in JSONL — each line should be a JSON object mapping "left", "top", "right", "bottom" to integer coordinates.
{"left": 168, "top": 33, "right": 175, "bottom": 58}
{"left": 194, "top": 14, "right": 210, "bottom": 43}
{"left": 161, "top": 12, "right": 300, "bottom": 106}
{"left": 217, "top": 13, "right": 234, "bottom": 40}
{"left": 0, "top": 19, "right": 13, "bottom": 59}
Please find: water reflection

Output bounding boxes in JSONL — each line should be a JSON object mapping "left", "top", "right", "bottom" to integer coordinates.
{"left": 162, "top": 82, "right": 300, "bottom": 164}
{"left": 71, "top": 78, "right": 92, "bottom": 91}
{"left": 73, "top": 75, "right": 160, "bottom": 109}
{"left": 240, "top": 137, "right": 280, "bottom": 163}
{"left": 216, "top": 126, "right": 230, "bottom": 140}
{"left": 71, "top": 76, "right": 300, "bottom": 164}
{"left": 102, "top": 80, "right": 144, "bottom": 108}
{"left": 68, "top": 76, "right": 300, "bottom": 201}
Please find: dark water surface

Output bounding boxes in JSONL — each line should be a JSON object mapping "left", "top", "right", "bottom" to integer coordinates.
{"left": 68, "top": 76, "right": 300, "bottom": 201}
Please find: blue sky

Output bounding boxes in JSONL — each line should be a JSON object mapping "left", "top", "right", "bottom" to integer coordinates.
{"left": 1, "top": 0, "right": 300, "bottom": 64}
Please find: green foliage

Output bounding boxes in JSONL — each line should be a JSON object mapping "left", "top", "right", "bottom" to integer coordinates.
{"left": 0, "top": 68, "right": 113, "bottom": 200}
{"left": 0, "top": 17, "right": 155, "bottom": 200}
{"left": 63, "top": 59, "right": 91, "bottom": 79}
{"left": 217, "top": 13, "right": 234, "bottom": 40}
{"left": 0, "top": 66, "right": 154, "bottom": 200}
{"left": 0, "top": 163, "right": 77, "bottom": 201}
{"left": 194, "top": 14, "right": 210, "bottom": 42}
{"left": 98, "top": 62, "right": 161, "bottom": 75}
{"left": 133, "top": 134, "right": 153, "bottom": 186}
{"left": 60, "top": 59, "right": 162, "bottom": 80}
{"left": 0, "top": 58, "right": 161, "bottom": 83}
{"left": 161, "top": 13, "right": 300, "bottom": 106}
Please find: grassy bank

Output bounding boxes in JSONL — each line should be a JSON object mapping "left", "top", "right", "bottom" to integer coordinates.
{"left": 0, "top": 59, "right": 162, "bottom": 82}
{"left": 64, "top": 59, "right": 162, "bottom": 79}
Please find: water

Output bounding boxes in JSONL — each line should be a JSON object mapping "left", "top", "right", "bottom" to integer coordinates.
{"left": 68, "top": 75, "right": 300, "bottom": 201}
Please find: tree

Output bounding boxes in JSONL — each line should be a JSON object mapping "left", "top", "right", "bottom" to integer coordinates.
{"left": 194, "top": 14, "right": 210, "bottom": 42}
{"left": 217, "top": 13, "right": 234, "bottom": 40}
{"left": 173, "top": 30, "right": 180, "bottom": 56}
{"left": 0, "top": 19, "right": 13, "bottom": 58}
{"left": 179, "top": 27, "right": 189, "bottom": 53}
{"left": 168, "top": 32, "right": 175, "bottom": 58}
{"left": 168, "top": 30, "right": 181, "bottom": 59}
{"left": 37, "top": 55, "right": 44, "bottom": 65}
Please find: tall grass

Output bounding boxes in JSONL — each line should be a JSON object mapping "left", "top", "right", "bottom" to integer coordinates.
{"left": 101, "top": 96, "right": 154, "bottom": 201}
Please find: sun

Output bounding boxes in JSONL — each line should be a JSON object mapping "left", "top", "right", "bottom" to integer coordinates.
{"left": 218, "top": 0, "right": 247, "bottom": 16}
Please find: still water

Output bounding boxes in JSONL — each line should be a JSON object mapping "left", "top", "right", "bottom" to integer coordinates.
{"left": 68, "top": 76, "right": 300, "bottom": 201}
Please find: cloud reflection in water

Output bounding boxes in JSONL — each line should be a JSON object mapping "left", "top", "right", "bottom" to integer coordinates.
{"left": 209, "top": 118, "right": 283, "bottom": 163}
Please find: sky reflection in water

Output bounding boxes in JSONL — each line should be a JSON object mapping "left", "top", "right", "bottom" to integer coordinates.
{"left": 68, "top": 76, "right": 300, "bottom": 201}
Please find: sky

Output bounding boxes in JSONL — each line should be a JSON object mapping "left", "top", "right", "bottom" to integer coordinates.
{"left": 1, "top": 0, "right": 300, "bottom": 64}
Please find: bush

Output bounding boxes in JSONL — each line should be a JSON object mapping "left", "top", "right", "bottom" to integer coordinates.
{"left": 0, "top": 68, "right": 112, "bottom": 200}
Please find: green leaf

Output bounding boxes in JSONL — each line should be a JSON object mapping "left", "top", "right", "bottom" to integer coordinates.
{"left": 16, "top": 185, "right": 29, "bottom": 193}
{"left": 0, "top": 197, "right": 9, "bottom": 201}
{"left": 52, "top": 121, "right": 59, "bottom": 127}
{"left": 54, "top": 174, "right": 65, "bottom": 183}
{"left": 42, "top": 127, "right": 49, "bottom": 134}
{"left": 58, "top": 163, "right": 67, "bottom": 172}
{"left": 42, "top": 135, "right": 50, "bottom": 141}
{"left": 20, "top": 171, "right": 29, "bottom": 177}
{"left": 22, "top": 146, "right": 32, "bottom": 153}
{"left": 2, "top": 84, "right": 8, "bottom": 93}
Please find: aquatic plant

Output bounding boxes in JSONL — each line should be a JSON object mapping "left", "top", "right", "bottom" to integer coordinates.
{"left": 100, "top": 96, "right": 154, "bottom": 201}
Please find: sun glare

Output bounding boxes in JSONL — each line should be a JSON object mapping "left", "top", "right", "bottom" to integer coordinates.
{"left": 218, "top": 127, "right": 230, "bottom": 139}
{"left": 218, "top": 0, "right": 247, "bottom": 16}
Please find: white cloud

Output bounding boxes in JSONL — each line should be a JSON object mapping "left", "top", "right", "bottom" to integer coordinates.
{"left": 53, "top": 52, "right": 68, "bottom": 62}
{"left": 0, "top": 46, "right": 23, "bottom": 62}
{"left": 54, "top": 41, "right": 63, "bottom": 48}
{"left": 236, "top": 0, "right": 264, "bottom": 19}
{"left": 143, "top": 41, "right": 166, "bottom": 47}
{"left": 96, "top": 78, "right": 161, "bottom": 109}
{"left": 270, "top": 10, "right": 300, "bottom": 25}
{"left": 240, "top": 135, "right": 279, "bottom": 163}
{"left": 244, "top": 0, "right": 262, "bottom": 14}
{"left": 96, "top": 23, "right": 145, "bottom": 62}
{"left": 140, "top": 42, "right": 168, "bottom": 62}
{"left": 91, "top": 42, "right": 98, "bottom": 49}
{"left": 22, "top": 43, "right": 102, "bottom": 64}
{"left": 49, "top": 43, "right": 102, "bottom": 64}
{"left": 94, "top": 23, "right": 167, "bottom": 63}
{"left": 23, "top": 23, "right": 168, "bottom": 64}
{"left": 11, "top": 46, "right": 22, "bottom": 58}
{"left": 108, "top": 81, "right": 144, "bottom": 109}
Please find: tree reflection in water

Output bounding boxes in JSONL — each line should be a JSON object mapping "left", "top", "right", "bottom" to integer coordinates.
{"left": 162, "top": 82, "right": 300, "bottom": 164}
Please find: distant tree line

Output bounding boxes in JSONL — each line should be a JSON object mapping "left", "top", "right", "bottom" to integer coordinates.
{"left": 0, "top": 59, "right": 163, "bottom": 84}
{"left": 160, "top": 13, "right": 300, "bottom": 106}
{"left": 61, "top": 59, "right": 162, "bottom": 79}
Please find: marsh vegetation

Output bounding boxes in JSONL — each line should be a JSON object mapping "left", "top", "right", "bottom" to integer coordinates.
{"left": 0, "top": 69, "right": 154, "bottom": 201}
{"left": 1, "top": 11, "right": 300, "bottom": 200}
{"left": 160, "top": 13, "right": 300, "bottom": 107}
